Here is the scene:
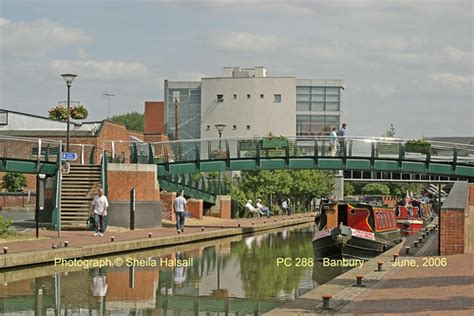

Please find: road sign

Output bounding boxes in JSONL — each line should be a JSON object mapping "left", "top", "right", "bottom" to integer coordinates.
{"left": 61, "top": 152, "right": 78, "bottom": 161}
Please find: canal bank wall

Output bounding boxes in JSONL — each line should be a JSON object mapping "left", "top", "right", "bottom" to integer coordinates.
{"left": 0, "top": 215, "right": 314, "bottom": 269}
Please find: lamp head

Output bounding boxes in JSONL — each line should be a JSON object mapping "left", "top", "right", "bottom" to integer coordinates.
{"left": 214, "top": 124, "right": 227, "bottom": 133}
{"left": 61, "top": 73, "right": 77, "bottom": 86}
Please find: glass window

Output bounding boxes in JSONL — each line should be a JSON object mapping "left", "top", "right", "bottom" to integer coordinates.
{"left": 311, "top": 102, "right": 324, "bottom": 111}
{"left": 326, "top": 115, "right": 340, "bottom": 124}
{"left": 297, "top": 86, "right": 310, "bottom": 94}
{"left": 311, "top": 95, "right": 325, "bottom": 102}
{"left": 311, "top": 115, "right": 325, "bottom": 123}
{"left": 274, "top": 94, "right": 282, "bottom": 103}
{"left": 326, "top": 87, "right": 340, "bottom": 94}
{"left": 325, "top": 102, "right": 340, "bottom": 111}
{"left": 217, "top": 94, "right": 224, "bottom": 102}
{"left": 311, "top": 87, "right": 325, "bottom": 94}
{"left": 326, "top": 95, "right": 339, "bottom": 102}
{"left": 297, "top": 94, "right": 310, "bottom": 102}
{"left": 297, "top": 102, "right": 310, "bottom": 111}
{"left": 189, "top": 94, "right": 200, "bottom": 102}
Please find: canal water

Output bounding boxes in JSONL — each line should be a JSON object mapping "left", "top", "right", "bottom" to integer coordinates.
{"left": 1, "top": 225, "right": 348, "bottom": 315}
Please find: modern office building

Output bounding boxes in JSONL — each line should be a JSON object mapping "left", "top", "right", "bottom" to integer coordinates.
{"left": 163, "top": 67, "right": 343, "bottom": 140}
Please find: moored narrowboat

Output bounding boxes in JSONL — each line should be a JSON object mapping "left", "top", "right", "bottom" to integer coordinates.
{"left": 313, "top": 202, "right": 401, "bottom": 260}
{"left": 396, "top": 203, "right": 435, "bottom": 236}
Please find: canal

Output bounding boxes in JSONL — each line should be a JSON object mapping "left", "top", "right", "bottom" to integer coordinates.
{"left": 0, "top": 224, "right": 348, "bottom": 315}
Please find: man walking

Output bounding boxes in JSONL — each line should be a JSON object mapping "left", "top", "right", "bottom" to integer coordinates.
{"left": 90, "top": 188, "right": 109, "bottom": 236}
{"left": 174, "top": 190, "right": 187, "bottom": 233}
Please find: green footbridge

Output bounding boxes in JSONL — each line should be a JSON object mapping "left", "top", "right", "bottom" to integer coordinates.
{"left": 1, "top": 136, "right": 473, "bottom": 204}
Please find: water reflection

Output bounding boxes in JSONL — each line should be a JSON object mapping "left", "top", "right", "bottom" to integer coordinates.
{"left": 0, "top": 225, "right": 347, "bottom": 315}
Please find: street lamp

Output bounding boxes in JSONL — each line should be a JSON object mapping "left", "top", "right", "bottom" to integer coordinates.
{"left": 61, "top": 73, "right": 77, "bottom": 152}
{"left": 214, "top": 124, "right": 226, "bottom": 195}
{"left": 214, "top": 124, "right": 226, "bottom": 151}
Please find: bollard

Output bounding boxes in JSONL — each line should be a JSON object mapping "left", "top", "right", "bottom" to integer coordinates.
{"left": 201, "top": 227, "right": 205, "bottom": 231}
{"left": 322, "top": 294, "right": 332, "bottom": 309}
{"left": 238, "top": 223, "right": 241, "bottom": 228}
{"left": 51, "top": 243, "right": 56, "bottom": 249}
{"left": 426, "top": 230, "right": 430, "bottom": 236}
{"left": 405, "top": 246, "right": 410, "bottom": 255}
{"left": 393, "top": 253, "right": 399, "bottom": 262}
{"left": 377, "top": 261, "right": 384, "bottom": 271}
{"left": 355, "top": 275, "right": 364, "bottom": 287}
{"left": 221, "top": 225, "right": 224, "bottom": 229}
{"left": 421, "top": 233, "right": 425, "bottom": 238}
{"left": 274, "top": 219, "right": 277, "bottom": 222}
{"left": 64, "top": 241, "right": 69, "bottom": 247}
{"left": 418, "top": 236, "right": 423, "bottom": 243}
{"left": 3, "top": 247, "right": 8, "bottom": 254}
{"left": 414, "top": 240, "right": 418, "bottom": 248}
{"left": 252, "top": 222, "right": 255, "bottom": 225}
{"left": 111, "top": 236, "right": 115, "bottom": 242}
{"left": 148, "top": 232, "right": 152, "bottom": 238}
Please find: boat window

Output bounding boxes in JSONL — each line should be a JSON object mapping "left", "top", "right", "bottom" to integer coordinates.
{"left": 350, "top": 209, "right": 356, "bottom": 215}
{"left": 338, "top": 204, "right": 348, "bottom": 225}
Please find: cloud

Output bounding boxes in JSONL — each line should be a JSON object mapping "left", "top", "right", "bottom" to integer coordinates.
{"left": 0, "top": 18, "right": 91, "bottom": 57}
{"left": 48, "top": 59, "right": 153, "bottom": 81}
{"left": 428, "top": 73, "right": 473, "bottom": 88}
{"left": 210, "top": 31, "right": 279, "bottom": 52}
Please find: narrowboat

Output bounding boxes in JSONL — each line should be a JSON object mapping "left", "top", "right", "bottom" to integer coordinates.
{"left": 313, "top": 202, "right": 401, "bottom": 260}
{"left": 396, "top": 203, "right": 434, "bottom": 236}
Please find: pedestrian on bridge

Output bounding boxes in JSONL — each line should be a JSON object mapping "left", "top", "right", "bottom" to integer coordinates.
{"left": 330, "top": 127, "right": 338, "bottom": 156}
{"left": 174, "top": 190, "right": 187, "bottom": 233}
{"left": 338, "top": 123, "right": 347, "bottom": 157}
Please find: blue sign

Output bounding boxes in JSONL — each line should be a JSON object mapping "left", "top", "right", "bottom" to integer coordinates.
{"left": 62, "top": 152, "right": 78, "bottom": 161}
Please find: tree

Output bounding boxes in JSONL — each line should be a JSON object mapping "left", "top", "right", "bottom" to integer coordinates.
{"left": 344, "top": 181, "right": 355, "bottom": 196}
{"left": 382, "top": 124, "right": 396, "bottom": 137}
{"left": 110, "top": 112, "right": 144, "bottom": 132}
{"left": 389, "top": 183, "right": 424, "bottom": 197}
{"left": 361, "top": 183, "right": 390, "bottom": 195}
{"left": 2, "top": 173, "right": 27, "bottom": 192}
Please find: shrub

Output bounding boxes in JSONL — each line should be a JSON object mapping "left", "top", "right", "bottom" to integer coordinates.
{"left": 48, "top": 104, "right": 88, "bottom": 121}
{"left": 0, "top": 216, "right": 14, "bottom": 238}
{"left": 2, "top": 172, "right": 27, "bottom": 192}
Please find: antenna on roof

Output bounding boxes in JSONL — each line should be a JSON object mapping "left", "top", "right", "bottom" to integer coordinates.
{"left": 104, "top": 93, "right": 115, "bottom": 119}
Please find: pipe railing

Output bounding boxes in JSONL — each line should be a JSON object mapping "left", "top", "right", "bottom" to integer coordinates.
{"left": 101, "top": 136, "right": 474, "bottom": 167}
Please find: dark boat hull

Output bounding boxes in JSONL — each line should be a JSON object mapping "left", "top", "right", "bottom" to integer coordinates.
{"left": 313, "top": 227, "right": 401, "bottom": 261}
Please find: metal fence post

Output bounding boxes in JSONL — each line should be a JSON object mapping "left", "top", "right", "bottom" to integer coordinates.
{"left": 130, "top": 187, "right": 136, "bottom": 230}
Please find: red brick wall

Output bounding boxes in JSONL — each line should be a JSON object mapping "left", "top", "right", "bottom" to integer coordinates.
{"left": 160, "top": 192, "right": 176, "bottom": 221}
{"left": 107, "top": 164, "right": 160, "bottom": 202}
{"left": 187, "top": 199, "right": 203, "bottom": 219}
{"left": 220, "top": 198, "right": 231, "bottom": 219}
{"left": 144, "top": 101, "right": 165, "bottom": 134}
{"left": 440, "top": 210, "right": 465, "bottom": 255}
{"left": 469, "top": 184, "right": 474, "bottom": 205}
{"left": 0, "top": 194, "right": 36, "bottom": 208}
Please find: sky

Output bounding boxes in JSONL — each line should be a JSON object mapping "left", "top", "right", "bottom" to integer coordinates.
{"left": 0, "top": 0, "right": 472, "bottom": 138}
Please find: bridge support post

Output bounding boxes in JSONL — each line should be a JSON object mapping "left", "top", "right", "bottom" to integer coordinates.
{"left": 333, "top": 172, "right": 344, "bottom": 200}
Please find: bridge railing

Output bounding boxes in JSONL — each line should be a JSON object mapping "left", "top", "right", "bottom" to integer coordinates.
{"left": 0, "top": 136, "right": 62, "bottom": 163}
{"left": 102, "top": 136, "right": 474, "bottom": 167}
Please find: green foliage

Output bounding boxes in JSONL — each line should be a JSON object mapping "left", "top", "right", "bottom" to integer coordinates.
{"left": 405, "top": 139, "right": 431, "bottom": 154}
{"left": 361, "top": 183, "right": 390, "bottom": 195}
{"left": 344, "top": 181, "right": 355, "bottom": 196}
{"left": 231, "top": 169, "right": 334, "bottom": 213}
{"left": 382, "top": 124, "right": 396, "bottom": 137}
{"left": 2, "top": 172, "right": 27, "bottom": 192}
{"left": 110, "top": 112, "right": 144, "bottom": 132}
{"left": 48, "top": 104, "right": 88, "bottom": 120}
{"left": 389, "top": 183, "right": 423, "bottom": 197}
{"left": 0, "top": 216, "right": 14, "bottom": 238}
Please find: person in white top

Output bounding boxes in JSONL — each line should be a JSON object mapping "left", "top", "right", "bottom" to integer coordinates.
{"left": 90, "top": 188, "right": 109, "bottom": 236}
{"left": 256, "top": 199, "right": 273, "bottom": 217}
{"left": 174, "top": 190, "right": 187, "bottom": 233}
{"left": 329, "top": 127, "right": 338, "bottom": 157}
{"left": 245, "top": 199, "right": 261, "bottom": 217}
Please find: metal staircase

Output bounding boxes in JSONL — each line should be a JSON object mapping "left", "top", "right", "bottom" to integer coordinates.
{"left": 60, "top": 164, "right": 102, "bottom": 228}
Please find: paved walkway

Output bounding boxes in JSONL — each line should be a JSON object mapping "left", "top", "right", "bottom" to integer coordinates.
{"left": 340, "top": 253, "right": 474, "bottom": 315}
{"left": 1, "top": 213, "right": 313, "bottom": 260}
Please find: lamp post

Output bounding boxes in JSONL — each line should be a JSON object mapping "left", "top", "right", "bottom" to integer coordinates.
{"left": 214, "top": 124, "right": 226, "bottom": 151}
{"left": 61, "top": 74, "right": 77, "bottom": 152}
{"left": 214, "top": 124, "right": 226, "bottom": 195}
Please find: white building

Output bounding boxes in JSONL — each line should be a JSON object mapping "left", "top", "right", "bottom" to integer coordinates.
{"left": 164, "top": 67, "right": 343, "bottom": 140}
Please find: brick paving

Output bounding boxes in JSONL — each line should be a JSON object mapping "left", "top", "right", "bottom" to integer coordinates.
{"left": 1, "top": 213, "right": 313, "bottom": 255}
{"left": 339, "top": 253, "right": 474, "bottom": 315}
